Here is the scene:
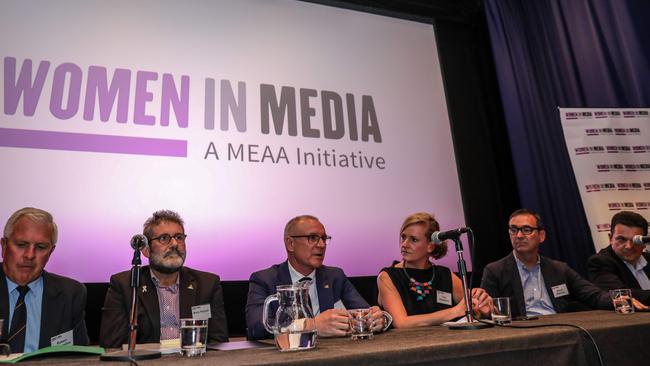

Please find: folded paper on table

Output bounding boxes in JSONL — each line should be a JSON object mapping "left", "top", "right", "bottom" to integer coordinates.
{"left": 121, "top": 338, "right": 181, "bottom": 355}
{"left": 442, "top": 317, "right": 469, "bottom": 326}
{"left": 0, "top": 345, "right": 104, "bottom": 363}
{"left": 207, "top": 340, "right": 274, "bottom": 351}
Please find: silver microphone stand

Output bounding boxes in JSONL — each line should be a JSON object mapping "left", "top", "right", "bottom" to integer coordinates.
{"left": 101, "top": 237, "right": 161, "bottom": 361}
{"left": 447, "top": 232, "right": 492, "bottom": 330}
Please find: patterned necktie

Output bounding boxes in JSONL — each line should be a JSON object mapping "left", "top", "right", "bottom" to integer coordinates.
{"left": 8, "top": 286, "right": 30, "bottom": 353}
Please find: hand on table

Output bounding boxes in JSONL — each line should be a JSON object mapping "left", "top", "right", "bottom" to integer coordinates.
{"left": 471, "top": 288, "right": 492, "bottom": 317}
{"left": 315, "top": 309, "right": 350, "bottom": 337}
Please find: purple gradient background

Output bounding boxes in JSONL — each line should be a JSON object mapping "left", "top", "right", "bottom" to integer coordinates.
{"left": 0, "top": 0, "right": 470, "bottom": 281}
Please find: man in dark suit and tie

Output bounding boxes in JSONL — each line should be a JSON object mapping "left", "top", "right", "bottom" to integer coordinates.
{"left": 0, "top": 207, "right": 88, "bottom": 353}
{"left": 246, "top": 215, "right": 387, "bottom": 340}
{"left": 99, "top": 210, "right": 228, "bottom": 348}
{"left": 481, "top": 209, "right": 616, "bottom": 318}
{"left": 587, "top": 211, "right": 650, "bottom": 305}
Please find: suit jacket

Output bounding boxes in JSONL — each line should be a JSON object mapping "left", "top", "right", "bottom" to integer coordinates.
{"left": 245, "top": 261, "right": 369, "bottom": 340}
{"left": 0, "top": 265, "right": 89, "bottom": 349}
{"left": 480, "top": 253, "right": 611, "bottom": 318}
{"left": 99, "top": 266, "right": 228, "bottom": 348}
{"left": 587, "top": 245, "right": 650, "bottom": 305}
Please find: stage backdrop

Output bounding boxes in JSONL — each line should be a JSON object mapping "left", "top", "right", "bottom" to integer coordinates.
{"left": 560, "top": 107, "right": 650, "bottom": 251}
{"left": 0, "top": 0, "right": 467, "bottom": 281}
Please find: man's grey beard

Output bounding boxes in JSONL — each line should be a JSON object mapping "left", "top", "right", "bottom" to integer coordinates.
{"left": 149, "top": 248, "right": 185, "bottom": 274}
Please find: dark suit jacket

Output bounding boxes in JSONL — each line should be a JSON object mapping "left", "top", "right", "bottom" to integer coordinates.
{"left": 99, "top": 266, "right": 228, "bottom": 348}
{"left": 245, "top": 261, "right": 369, "bottom": 340}
{"left": 0, "top": 265, "right": 89, "bottom": 349}
{"left": 587, "top": 245, "right": 650, "bottom": 305}
{"left": 480, "top": 253, "right": 611, "bottom": 318}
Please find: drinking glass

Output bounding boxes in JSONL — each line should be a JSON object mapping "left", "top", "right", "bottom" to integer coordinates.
{"left": 348, "top": 309, "right": 373, "bottom": 340}
{"left": 610, "top": 289, "right": 634, "bottom": 314}
{"left": 180, "top": 318, "right": 208, "bottom": 356}
{"left": 491, "top": 297, "right": 512, "bottom": 325}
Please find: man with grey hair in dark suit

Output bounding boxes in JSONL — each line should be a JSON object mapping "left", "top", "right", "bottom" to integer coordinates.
{"left": 246, "top": 214, "right": 389, "bottom": 340}
{"left": 0, "top": 207, "right": 88, "bottom": 353}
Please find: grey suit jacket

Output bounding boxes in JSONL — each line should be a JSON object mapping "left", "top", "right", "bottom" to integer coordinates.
{"left": 481, "top": 253, "right": 611, "bottom": 318}
{"left": 99, "top": 265, "right": 228, "bottom": 348}
{"left": 0, "top": 265, "right": 89, "bottom": 349}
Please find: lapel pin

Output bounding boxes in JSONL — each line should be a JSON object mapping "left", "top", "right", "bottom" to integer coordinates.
{"left": 142, "top": 285, "right": 148, "bottom": 293}
{"left": 324, "top": 284, "right": 330, "bottom": 289}
{"left": 188, "top": 284, "right": 194, "bottom": 290}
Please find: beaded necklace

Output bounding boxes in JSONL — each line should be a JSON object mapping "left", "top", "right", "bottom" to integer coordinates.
{"left": 402, "top": 264, "right": 435, "bottom": 301}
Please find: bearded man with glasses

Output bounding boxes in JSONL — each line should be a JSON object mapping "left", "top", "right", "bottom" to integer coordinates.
{"left": 245, "top": 214, "right": 388, "bottom": 340}
{"left": 100, "top": 210, "right": 228, "bottom": 348}
{"left": 480, "top": 209, "right": 646, "bottom": 318}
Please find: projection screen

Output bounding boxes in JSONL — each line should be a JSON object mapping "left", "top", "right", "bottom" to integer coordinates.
{"left": 0, "top": 0, "right": 467, "bottom": 281}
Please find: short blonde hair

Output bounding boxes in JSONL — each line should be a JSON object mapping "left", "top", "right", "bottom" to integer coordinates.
{"left": 3, "top": 207, "right": 58, "bottom": 244}
{"left": 400, "top": 212, "right": 447, "bottom": 259}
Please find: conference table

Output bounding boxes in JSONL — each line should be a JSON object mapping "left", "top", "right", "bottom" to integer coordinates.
{"left": 18, "top": 310, "right": 650, "bottom": 365}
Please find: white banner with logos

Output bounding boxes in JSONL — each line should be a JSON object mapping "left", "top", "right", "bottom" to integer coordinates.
{"left": 560, "top": 107, "right": 650, "bottom": 251}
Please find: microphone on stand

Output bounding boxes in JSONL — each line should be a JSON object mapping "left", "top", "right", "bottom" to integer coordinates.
{"left": 100, "top": 234, "right": 160, "bottom": 362}
{"left": 438, "top": 227, "right": 492, "bottom": 330}
{"left": 131, "top": 234, "right": 148, "bottom": 250}
{"left": 431, "top": 227, "right": 470, "bottom": 244}
{"left": 632, "top": 235, "right": 650, "bottom": 246}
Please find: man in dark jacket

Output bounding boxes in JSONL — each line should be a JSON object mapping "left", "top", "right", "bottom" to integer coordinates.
{"left": 587, "top": 211, "right": 650, "bottom": 305}
{"left": 1, "top": 207, "right": 88, "bottom": 353}
{"left": 246, "top": 215, "right": 387, "bottom": 340}
{"left": 99, "top": 210, "right": 228, "bottom": 348}
{"left": 481, "top": 209, "right": 613, "bottom": 318}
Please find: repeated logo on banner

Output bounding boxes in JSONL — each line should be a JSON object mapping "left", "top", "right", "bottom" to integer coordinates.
{"left": 560, "top": 108, "right": 650, "bottom": 249}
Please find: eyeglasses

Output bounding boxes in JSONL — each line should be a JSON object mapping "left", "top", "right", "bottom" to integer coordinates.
{"left": 150, "top": 233, "right": 187, "bottom": 245}
{"left": 290, "top": 234, "right": 332, "bottom": 245}
{"left": 508, "top": 226, "right": 541, "bottom": 236}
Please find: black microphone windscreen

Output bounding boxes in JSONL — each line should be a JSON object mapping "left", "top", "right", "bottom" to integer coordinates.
{"left": 130, "top": 234, "right": 148, "bottom": 250}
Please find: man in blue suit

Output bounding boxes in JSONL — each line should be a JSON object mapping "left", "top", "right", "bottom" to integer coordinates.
{"left": 246, "top": 215, "right": 387, "bottom": 340}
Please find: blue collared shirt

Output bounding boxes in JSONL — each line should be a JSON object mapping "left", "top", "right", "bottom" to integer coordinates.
{"left": 623, "top": 256, "right": 650, "bottom": 290}
{"left": 287, "top": 262, "right": 320, "bottom": 315}
{"left": 6, "top": 276, "right": 44, "bottom": 353}
{"left": 513, "top": 253, "right": 556, "bottom": 316}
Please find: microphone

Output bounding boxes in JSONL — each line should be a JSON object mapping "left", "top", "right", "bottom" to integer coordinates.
{"left": 632, "top": 235, "right": 650, "bottom": 246}
{"left": 431, "top": 227, "right": 470, "bottom": 244}
{"left": 130, "top": 234, "right": 148, "bottom": 250}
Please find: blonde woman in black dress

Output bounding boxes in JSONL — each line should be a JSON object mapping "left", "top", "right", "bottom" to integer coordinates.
{"left": 378, "top": 212, "right": 491, "bottom": 328}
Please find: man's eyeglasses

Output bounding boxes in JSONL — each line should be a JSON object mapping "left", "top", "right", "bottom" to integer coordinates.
{"left": 508, "top": 226, "right": 541, "bottom": 236}
{"left": 290, "top": 234, "right": 332, "bottom": 245}
{"left": 151, "top": 233, "right": 187, "bottom": 245}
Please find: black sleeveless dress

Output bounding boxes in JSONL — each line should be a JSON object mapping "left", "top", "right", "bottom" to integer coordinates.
{"left": 381, "top": 262, "right": 454, "bottom": 315}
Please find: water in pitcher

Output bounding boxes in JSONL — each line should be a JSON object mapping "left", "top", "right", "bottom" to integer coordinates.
{"left": 274, "top": 329, "right": 317, "bottom": 351}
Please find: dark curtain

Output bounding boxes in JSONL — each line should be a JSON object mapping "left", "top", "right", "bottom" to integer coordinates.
{"left": 484, "top": 0, "right": 650, "bottom": 274}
